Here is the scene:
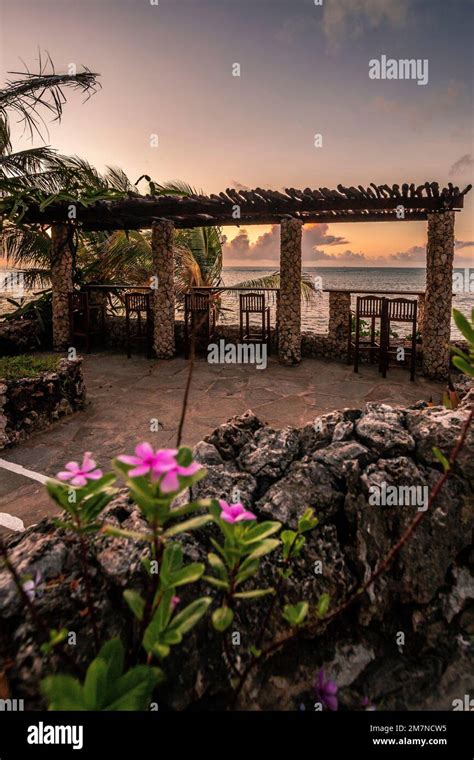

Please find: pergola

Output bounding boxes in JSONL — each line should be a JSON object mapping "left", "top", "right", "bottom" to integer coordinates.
{"left": 23, "top": 180, "right": 472, "bottom": 379}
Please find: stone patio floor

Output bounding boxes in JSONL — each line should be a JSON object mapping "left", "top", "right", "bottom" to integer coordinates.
{"left": 0, "top": 352, "right": 444, "bottom": 532}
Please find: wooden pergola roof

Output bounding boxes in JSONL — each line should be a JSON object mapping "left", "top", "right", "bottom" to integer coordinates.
{"left": 21, "top": 181, "right": 472, "bottom": 231}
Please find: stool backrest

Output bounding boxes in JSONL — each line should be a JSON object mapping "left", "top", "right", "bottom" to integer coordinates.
{"left": 240, "top": 293, "right": 265, "bottom": 312}
{"left": 69, "top": 292, "right": 89, "bottom": 312}
{"left": 387, "top": 298, "right": 417, "bottom": 322}
{"left": 125, "top": 292, "right": 150, "bottom": 313}
{"left": 185, "top": 292, "right": 210, "bottom": 312}
{"left": 356, "top": 295, "right": 384, "bottom": 318}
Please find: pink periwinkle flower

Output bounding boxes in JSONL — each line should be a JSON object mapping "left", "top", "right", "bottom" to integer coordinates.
{"left": 219, "top": 500, "right": 256, "bottom": 524}
{"left": 171, "top": 595, "right": 181, "bottom": 609}
{"left": 57, "top": 452, "right": 103, "bottom": 487}
{"left": 314, "top": 669, "right": 338, "bottom": 711}
{"left": 118, "top": 443, "right": 201, "bottom": 493}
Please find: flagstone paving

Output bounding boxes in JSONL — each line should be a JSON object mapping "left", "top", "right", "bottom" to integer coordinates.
{"left": 0, "top": 352, "right": 444, "bottom": 531}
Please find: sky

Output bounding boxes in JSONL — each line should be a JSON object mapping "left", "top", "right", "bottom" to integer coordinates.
{"left": 1, "top": 0, "right": 473, "bottom": 267}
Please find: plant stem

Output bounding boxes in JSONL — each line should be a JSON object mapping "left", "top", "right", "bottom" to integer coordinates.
{"left": 75, "top": 523, "right": 100, "bottom": 654}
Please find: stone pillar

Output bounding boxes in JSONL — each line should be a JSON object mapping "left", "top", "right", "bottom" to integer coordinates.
{"left": 417, "top": 293, "right": 425, "bottom": 338}
{"left": 151, "top": 219, "right": 175, "bottom": 358}
{"left": 51, "top": 224, "right": 73, "bottom": 351}
{"left": 278, "top": 217, "right": 302, "bottom": 364}
{"left": 328, "top": 291, "right": 351, "bottom": 354}
{"left": 422, "top": 212, "right": 455, "bottom": 380}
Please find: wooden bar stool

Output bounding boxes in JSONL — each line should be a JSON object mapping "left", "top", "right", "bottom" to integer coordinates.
{"left": 348, "top": 295, "right": 385, "bottom": 373}
{"left": 239, "top": 292, "right": 271, "bottom": 352}
{"left": 68, "top": 291, "right": 106, "bottom": 353}
{"left": 380, "top": 298, "right": 418, "bottom": 381}
{"left": 125, "top": 292, "right": 152, "bottom": 358}
{"left": 184, "top": 292, "right": 216, "bottom": 358}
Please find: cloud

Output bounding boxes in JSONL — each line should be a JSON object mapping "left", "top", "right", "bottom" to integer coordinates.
{"left": 222, "top": 223, "right": 349, "bottom": 264}
{"left": 455, "top": 239, "right": 474, "bottom": 250}
{"left": 323, "top": 0, "right": 411, "bottom": 48}
{"left": 312, "top": 248, "right": 368, "bottom": 263}
{"left": 370, "top": 82, "right": 465, "bottom": 128}
{"left": 390, "top": 245, "right": 426, "bottom": 263}
{"left": 231, "top": 180, "right": 251, "bottom": 192}
{"left": 449, "top": 154, "right": 473, "bottom": 177}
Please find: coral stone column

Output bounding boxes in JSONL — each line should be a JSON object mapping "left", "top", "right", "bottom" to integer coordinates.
{"left": 422, "top": 212, "right": 455, "bottom": 380}
{"left": 51, "top": 224, "right": 73, "bottom": 351}
{"left": 328, "top": 291, "right": 351, "bottom": 355}
{"left": 278, "top": 217, "right": 302, "bottom": 364}
{"left": 151, "top": 219, "right": 176, "bottom": 358}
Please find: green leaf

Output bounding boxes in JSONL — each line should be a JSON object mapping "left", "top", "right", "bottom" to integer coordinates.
{"left": 280, "top": 529, "right": 305, "bottom": 560}
{"left": 245, "top": 538, "right": 280, "bottom": 560}
{"left": 240, "top": 521, "right": 281, "bottom": 545}
{"left": 282, "top": 601, "right": 309, "bottom": 626}
{"left": 432, "top": 446, "right": 451, "bottom": 473}
{"left": 234, "top": 588, "right": 275, "bottom": 600}
{"left": 176, "top": 446, "right": 193, "bottom": 467}
{"left": 315, "top": 593, "right": 331, "bottom": 618}
{"left": 97, "top": 638, "right": 125, "bottom": 684}
{"left": 212, "top": 606, "right": 234, "bottom": 632}
{"left": 297, "top": 508, "right": 319, "bottom": 533}
{"left": 160, "top": 543, "right": 183, "bottom": 586}
{"left": 41, "top": 675, "right": 85, "bottom": 710}
{"left": 168, "top": 597, "right": 212, "bottom": 635}
{"left": 452, "top": 356, "right": 474, "bottom": 376}
{"left": 169, "top": 563, "right": 205, "bottom": 587}
{"left": 453, "top": 308, "right": 474, "bottom": 344}
{"left": 123, "top": 590, "right": 145, "bottom": 621}
{"left": 202, "top": 575, "right": 230, "bottom": 590}
{"left": 105, "top": 665, "right": 162, "bottom": 710}
{"left": 163, "top": 514, "right": 213, "bottom": 538}
{"left": 101, "top": 526, "right": 153, "bottom": 543}
{"left": 83, "top": 658, "right": 108, "bottom": 710}
{"left": 207, "top": 552, "right": 228, "bottom": 580}
{"left": 235, "top": 557, "right": 259, "bottom": 586}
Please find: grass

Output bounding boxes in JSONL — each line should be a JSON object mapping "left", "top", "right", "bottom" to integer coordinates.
{"left": 0, "top": 354, "right": 60, "bottom": 381}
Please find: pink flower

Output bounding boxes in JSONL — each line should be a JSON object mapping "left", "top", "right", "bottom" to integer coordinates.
{"left": 56, "top": 452, "right": 103, "bottom": 487}
{"left": 314, "top": 669, "right": 338, "bottom": 711}
{"left": 171, "top": 595, "right": 180, "bottom": 609}
{"left": 118, "top": 443, "right": 201, "bottom": 493}
{"left": 219, "top": 500, "right": 256, "bottom": 524}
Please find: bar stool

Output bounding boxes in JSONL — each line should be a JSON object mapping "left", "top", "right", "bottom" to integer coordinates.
{"left": 125, "top": 292, "right": 152, "bottom": 358}
{"left": 380, "top": 298, "right": 418, "bottom": 381}
{"left": 68, "top": 291, "right": 106, "bottom": 353}
{"left": 348, "top": 295, "right": 385, "bottom": 373}
{"left": 184, "top": 292, "right": 216, "bottom": 358}
{"left": 239, "top": 292, "right": 271, "bottom": 352}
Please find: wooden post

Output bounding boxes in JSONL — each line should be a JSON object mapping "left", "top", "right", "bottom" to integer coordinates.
{"left": 151, "top": 219, "right": 176, "bottom": 358}
{"left": 51, "top": 224, "right": 73, "bottom": 351}
{"left": 278, "top": 217, "right": 302, "bottom": 364}
{"left": 422, "top": 211, "right": 455, "bottom": 379}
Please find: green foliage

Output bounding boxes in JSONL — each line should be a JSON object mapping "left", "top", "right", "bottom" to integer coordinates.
{"left": 0, "top": 353, "right": 59, "bottom": 380}
{"left": 315, "top": 593, "right": 331, "bottom": 618}
{"left": 41, "top": 639, "right": 162, "bottom": 710}
{"left": 47, "top": 474, "right": 118, "bottom": 534}
{"left": 282, "top": 601, "right": 309, "bottom": 627}
{"left": 40, "top": 628, "right": 69, "bottom": 655}
{"left": 143, "top": 596, "right": 212, "bottom": 659}
{"left": 452, "top": 308, "right": 474, "bottom": 377}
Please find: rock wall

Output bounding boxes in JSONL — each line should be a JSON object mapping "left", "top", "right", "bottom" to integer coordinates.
{"left": 1, "top": 389, "right": 472, "bottom": 710}
{"left": 0, "top": 358, "right": 85, "bottom": 449}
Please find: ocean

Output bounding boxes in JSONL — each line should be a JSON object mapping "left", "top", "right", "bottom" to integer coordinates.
{"left": 1, "top": 267, "right": 472, "bottom": 340}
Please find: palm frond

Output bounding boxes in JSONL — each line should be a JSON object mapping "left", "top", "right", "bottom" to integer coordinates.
{"left": 230, "top": 271, "right": 319, "bottom": 305}
{"left": 104, "top": 166, "right": 135, "bottom": 192}
{"left": 0, "top": 52, "right": 100, "bottom": 142}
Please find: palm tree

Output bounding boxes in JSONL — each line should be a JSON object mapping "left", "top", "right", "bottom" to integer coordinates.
{"left": 0, "top": 52, "right": 100, "bottom": 196}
